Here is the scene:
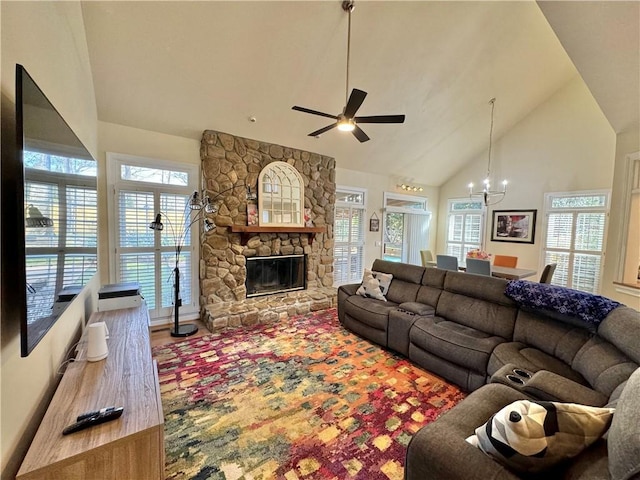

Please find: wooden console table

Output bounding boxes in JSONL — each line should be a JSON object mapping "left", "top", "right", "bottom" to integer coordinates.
{"left": 17, "top": 306, "right": 164, "bottom": 480}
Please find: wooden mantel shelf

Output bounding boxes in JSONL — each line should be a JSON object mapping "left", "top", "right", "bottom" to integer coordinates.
{"left": 230, "top": 225, "right": 326, "bottom": 245}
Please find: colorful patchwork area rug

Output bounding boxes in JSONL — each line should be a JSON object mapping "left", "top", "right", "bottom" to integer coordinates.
{"left": 153, "top": 308, "right": 466, "bottom": 480}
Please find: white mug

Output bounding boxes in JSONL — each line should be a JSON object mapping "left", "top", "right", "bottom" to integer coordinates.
{"left": 87, "top": 322, "right": 109, "bottom": 362}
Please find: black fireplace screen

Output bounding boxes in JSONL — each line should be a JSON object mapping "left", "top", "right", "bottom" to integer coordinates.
{"left": 245, "top": 254, "right": 306, "bottom": 297}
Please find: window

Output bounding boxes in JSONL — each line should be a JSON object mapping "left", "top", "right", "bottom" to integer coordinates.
{"left": 334, "top": 187, "right": 366, "bottom": 285}
{"left": 542, "top": 191, "right": 610, "bottom": 293}
{"left": 446, "top": 199, "right": 484, "bottom": 264}
{"left": 107, "top": 154, "right": 199, "bottom": 322}
{"left": 24, "top": 168, "right": 97, "bottom": 322}
{"left": 258, "top": 162, "right": 304, "bottom": 226}
{"left": 382, "top": 192, "right": 431, "bottom": 265}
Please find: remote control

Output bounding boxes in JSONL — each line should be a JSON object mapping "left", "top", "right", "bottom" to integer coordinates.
{"left": 62, "top": 406, "right": 124, "bottom": 435}
{"left": 77, "top": 406, "right": 117, "bottom": 421}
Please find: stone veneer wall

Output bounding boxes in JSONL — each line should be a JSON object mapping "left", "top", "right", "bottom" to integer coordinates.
{"left": 199, "top": 130, "right": 336, "bottom": 311}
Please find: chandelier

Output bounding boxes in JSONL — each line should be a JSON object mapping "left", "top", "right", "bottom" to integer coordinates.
{"left": 468, "top": 98, "right": 508, "bottom": 206}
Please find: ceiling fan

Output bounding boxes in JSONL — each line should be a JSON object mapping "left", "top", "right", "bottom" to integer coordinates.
{"left": 292, "top": 1, "right": 405, "bottom": 143}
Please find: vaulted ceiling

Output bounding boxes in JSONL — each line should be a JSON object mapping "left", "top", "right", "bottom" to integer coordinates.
{"left": 81, "top": 1, "right": 639, "bottom": 187}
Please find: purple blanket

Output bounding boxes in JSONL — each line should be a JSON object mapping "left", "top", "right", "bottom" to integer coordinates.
{"left": 505, "top": 280, "right": 622, "bottom": 326}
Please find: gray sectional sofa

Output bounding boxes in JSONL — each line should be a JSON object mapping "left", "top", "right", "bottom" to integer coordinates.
{"left": 337, "top": 259, "right": 640, "bottom": 479}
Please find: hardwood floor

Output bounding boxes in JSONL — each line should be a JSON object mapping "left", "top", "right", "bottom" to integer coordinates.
{"left": 150, "top": 319, "right": 209, "bottom": 348}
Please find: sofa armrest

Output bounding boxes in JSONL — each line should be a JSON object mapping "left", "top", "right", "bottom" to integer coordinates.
{"left": 398, "top": 302, "right": 435, "bottom": 316}
{"left": 522, "top": 370, "right": 608, "bottom": 406}
{"left": 338, "top": 283, "right": 360, "bottom": 296}
{"left": 406, "top": 410, "right": 521, "bottom": 480}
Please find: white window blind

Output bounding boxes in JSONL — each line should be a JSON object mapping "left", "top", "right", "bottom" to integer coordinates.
{"left": 446, "top": 199, "right": 484, "bottom": 264}
{"left": 24, "top": 173, "right": 97, "bottom": 323}
{"left": 334, "top": 187, "right": 365, "bottom": 285}
{"left": 117, "top": 190, "right": 193, "bottom": 310}
{"left": 542, "top": 191, "right": 609, "bottom": 293}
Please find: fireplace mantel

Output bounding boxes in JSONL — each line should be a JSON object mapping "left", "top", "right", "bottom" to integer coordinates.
{"left": 230, "top": 225, "right": 326, "bottom": 245}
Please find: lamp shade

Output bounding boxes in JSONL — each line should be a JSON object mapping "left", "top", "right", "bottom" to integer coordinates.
{"left": 149, "top": 213, "right": 164, "bottom": 231}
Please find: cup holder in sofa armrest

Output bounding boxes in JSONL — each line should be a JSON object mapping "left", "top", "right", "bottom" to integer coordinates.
{"left": 398, "top": 302, "right": 435, "bottom": 316}
{"left": 522, "top": 370, "right": 608, "bottom": 406}
{"left": 513, "top": 368, "right": 532, "bottom": 379}
{"left": 506, "top": 374, "right": 526, "bottom": 385}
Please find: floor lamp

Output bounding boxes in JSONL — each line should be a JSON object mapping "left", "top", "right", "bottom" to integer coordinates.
{"left": 149, "top": 184, "right": 254, "bottom": 337}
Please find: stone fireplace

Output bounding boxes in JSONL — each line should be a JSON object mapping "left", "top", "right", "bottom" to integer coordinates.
{"left": 199, "top": 130, "right": 336, "bottom": 329}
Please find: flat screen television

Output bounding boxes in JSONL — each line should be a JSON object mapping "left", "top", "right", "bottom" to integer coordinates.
{"left": 3, "top": 65, "right": 98, "bottom": 356}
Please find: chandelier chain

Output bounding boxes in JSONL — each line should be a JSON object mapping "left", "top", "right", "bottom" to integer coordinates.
{"left": 486, "top": 97, "right": 496, "bottom": 179}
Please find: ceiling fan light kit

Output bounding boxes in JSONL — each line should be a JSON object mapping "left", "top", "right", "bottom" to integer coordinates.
{"left": 469, "top": 98, "right": 508, "bottom": 206}
{"left": 292, "top": 0, "right": 405, "bottom": 142}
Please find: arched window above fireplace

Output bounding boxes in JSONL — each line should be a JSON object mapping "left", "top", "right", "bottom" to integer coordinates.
{"left": 258, "top": 161, "right": 304, "bottom": 226}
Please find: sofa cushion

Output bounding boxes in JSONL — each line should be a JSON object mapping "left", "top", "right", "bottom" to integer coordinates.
{"left": 608, "top": 367, "right": 640, "bottom": 480}
{"left": 572, "top": 335, "right": 638, "bottom": 397}
{"left": 598, "top": 306, "right": 640, "bottom": 365}
{"left": 513, "top": 309, "right": 592, "bottom": 366}
{"left": 372, "top": 258, "right": 425, "bottom": 284}
{"left": 356, "top": 269, "right": 387, "bottom": 301}
{"left": 411, "top": 316, "right": 505, "bottom": 373}
{"left": 436, "top": 289, "right": 517, "bottom": 340}
{"left": 468, "top": 400, "right": 614, "bottom": 474}
{"left": 488, "top": 342, "right": 588, "bottom": 385}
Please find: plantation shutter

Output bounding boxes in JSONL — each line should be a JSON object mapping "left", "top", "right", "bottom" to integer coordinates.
{"left": 118, "top": 191, "right": 157, "bottom": 308}
{"left": 117, "top": 190, "right": 192, "bottom": 310}
{"left": 334, "top": 189, "right": 365, "bottom": 285}
{"left": 543, "top": 192, "right": 608, "bottom": 293}
{"left": 446, "top": 200, "right": 484, "bottom": 263}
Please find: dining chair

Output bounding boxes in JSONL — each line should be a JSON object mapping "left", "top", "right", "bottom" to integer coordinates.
{"left": 539, "top": 263, "right": 557, "bottom": 283}
{"left": 493, "top": 255, "right": 518, "bottom": 268}
{"left": 420, "top": 250, "right": 434, "bottom": 267}
{"left": 436, "top": 255, "right": 458, "bottom": 271}
{"left": 465, "top": 258, "right": 492, "bottom": 276}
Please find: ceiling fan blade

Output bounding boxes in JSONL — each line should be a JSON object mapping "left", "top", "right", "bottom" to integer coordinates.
{"left": 292, "top": 106, "right": 337, "bottom": 120}
{"left": 308, "top": 123, "right": 337, "bottom": 137}
{"left": 343, "top": 89, "right": 367, "bottom": 118}
{"left": 354, "top": 114, "right": 406, "bottom": 124}
{"left": 352, "top": 125, "right": 370, "bottom": 143}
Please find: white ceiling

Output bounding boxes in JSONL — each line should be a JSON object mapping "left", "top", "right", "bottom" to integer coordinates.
{"left": 81, "top": 1, "right": 638, "bottom": 187}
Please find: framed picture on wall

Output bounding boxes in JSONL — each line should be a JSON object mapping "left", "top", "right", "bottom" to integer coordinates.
{"left": 491, "top": 209, "right": 537, "bottom": 244}
{"left": 369, "top": 213, "right": 380, "bottom": 232}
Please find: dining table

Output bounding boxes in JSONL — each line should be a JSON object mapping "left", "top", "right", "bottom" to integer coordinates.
{"left": 428, "top": 262, "right": 537, "bottom": 280}
{"left": 489, "top": 265, "right": 537, "bottom": 280}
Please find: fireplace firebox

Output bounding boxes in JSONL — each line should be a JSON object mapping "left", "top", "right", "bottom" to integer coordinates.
{"left": 245, "top": 255, "right": 306, "bottom": 297}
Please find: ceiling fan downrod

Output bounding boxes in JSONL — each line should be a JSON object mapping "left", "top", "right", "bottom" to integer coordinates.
{"left": 342, "top": 1, "right": 355, "bottom": 108}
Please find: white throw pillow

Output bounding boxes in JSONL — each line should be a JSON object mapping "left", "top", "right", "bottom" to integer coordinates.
{"left": 372, "top": 271, "right": 393, "bottom": 296}
{"left": 356, "top": 269, "right": 387, "bottom": 301}
{"left": 466, "top": 399, "right": 614, "bottom": 474}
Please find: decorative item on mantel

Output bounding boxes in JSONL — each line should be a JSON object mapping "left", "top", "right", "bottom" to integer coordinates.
{"left": 304, "top": 208, "right": 314, "bottom": 227}
{"left": 468, "top": 98, "right": 508, "bottom": 206}
{"left": 247, "top": 204, "right": 258, "bottom": 226}
{"left": 467, "top": 249, "right": 491, "bottom": 260}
